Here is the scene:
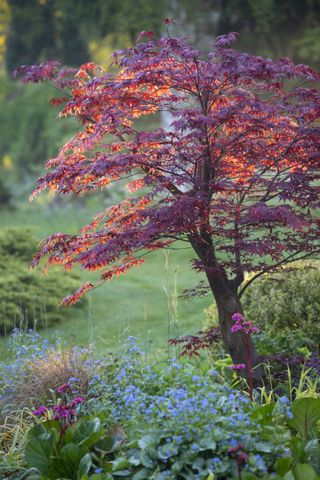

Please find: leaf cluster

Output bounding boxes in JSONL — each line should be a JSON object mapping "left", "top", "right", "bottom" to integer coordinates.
{"left": 242, "top": 262, "right": 320, "bottom": 351}
{"left": 24, "top": 416, "right": 122, "bottom": 480}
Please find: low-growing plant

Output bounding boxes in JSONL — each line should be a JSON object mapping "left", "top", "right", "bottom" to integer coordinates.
{"left": 2, "top": 333, "right": 320, "bottom": 479}
{"left": 203, "top": 300, "right": 316, "bottom": 359}
{"left": 0, "top": 406, "right": 34, "bottom": 479}
{"left": 103, "top": 343, "right": 293, "bottom": 479}
{"left": 0, "top": 227, "right": 87, "bottom": 334}
{"left": 24, "top": 386, "right": 125, "bottom": 480}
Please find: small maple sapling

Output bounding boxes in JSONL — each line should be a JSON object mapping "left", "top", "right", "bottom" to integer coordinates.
{"left": 15, "top": 30, "right": 320, "bottom": 379}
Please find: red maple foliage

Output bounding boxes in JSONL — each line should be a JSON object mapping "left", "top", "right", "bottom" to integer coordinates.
{"left": 15, "top": 32, "right": 320, "bottom": 376}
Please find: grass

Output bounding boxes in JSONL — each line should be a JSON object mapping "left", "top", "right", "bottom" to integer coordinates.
{"left": 0, "top": 194, "right": 210, "bottom": 357}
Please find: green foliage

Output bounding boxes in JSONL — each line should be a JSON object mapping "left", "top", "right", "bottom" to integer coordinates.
{"left": 2, "top": 332, "right": 320, "bottom": 479}
{"left": 0, "top": 226, "right": 38, "bottom": 261}
{"left": 9, "top": 347, "right": 91, "bottom": 410}
{"left": 24, "top": 417, "right": 121, "bottom": 479}
{"left": 242, "top": 263, "right": 320, "bottom": 352}
{"left": 0, "top": 77, "right": 78, "bottom": 181}
{"left": 5, "top": 0, "right": 89, "bottom": 72}
{"left": 289, "top": 398, "right": 320, "bottom": 442}
{"left": 0, "top": 176, "right": 11, "bottom": 206}
{"left": 0, "top": 227, "right": 86, "bottom": 334}
{"left": 103, "top": 347, "right": 293, "bottom": 479}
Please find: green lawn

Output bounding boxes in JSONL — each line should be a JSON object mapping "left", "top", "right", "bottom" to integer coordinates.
{"left": 0, "top": 196, "right": 211, "bottom": 356}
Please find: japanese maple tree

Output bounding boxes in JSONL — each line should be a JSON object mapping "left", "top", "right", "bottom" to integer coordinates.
{"left": 16, "top": 30, "right": 320, "bottom": 378}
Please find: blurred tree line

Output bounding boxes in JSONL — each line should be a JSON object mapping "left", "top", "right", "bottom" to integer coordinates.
{"left": 3, "top": 0, "right": 319, "bottom": 72}
{"left": 0, "top": 0, "right": 319, "bottom": 204}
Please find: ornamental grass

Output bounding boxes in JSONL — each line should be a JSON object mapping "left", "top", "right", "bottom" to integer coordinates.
{"left": 6, "top": 346, "right": 91, "bottom": 411}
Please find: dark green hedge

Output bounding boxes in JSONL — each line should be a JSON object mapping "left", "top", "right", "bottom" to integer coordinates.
{"left": 0, "top": 227, "right": 87, "bottom": 335}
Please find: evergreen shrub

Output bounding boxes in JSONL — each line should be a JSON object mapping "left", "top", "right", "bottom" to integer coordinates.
{"left": 0, "top": 227, "right": 87, "bottom": 334}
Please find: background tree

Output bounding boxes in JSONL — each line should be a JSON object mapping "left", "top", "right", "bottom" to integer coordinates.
{"left": 16, "top": 30, "right": 320, "bottom": 377}
{"left": 5, "top": 0, "right": 89, "bottom": 72}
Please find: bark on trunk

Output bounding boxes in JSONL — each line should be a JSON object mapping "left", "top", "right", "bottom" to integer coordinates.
{"left": 215, "top": 292, "right": 263, "bottom": 381}
{"left": 189, "top": 234, "right": 263, "bottom": 381}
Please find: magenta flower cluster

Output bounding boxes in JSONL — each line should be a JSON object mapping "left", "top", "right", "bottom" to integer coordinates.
{"left": 32, "top": 405, "right": 47, "bottom": 416}
{"left": 229, "top": 363, "right": 246, "bottom": 371}
{"left": 52, "top": 396, "right": 85, "bottom": 420}
{"left": 231, "top": 313, "right": 259, "bottom": 335}
{"left": 33, "top": 396, "right": 84, "bottom": 420}
{"left": 32, "top": 383, "right": 85, "bottom": 423}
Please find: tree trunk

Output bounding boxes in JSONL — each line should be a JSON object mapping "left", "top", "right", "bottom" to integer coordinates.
{"left": 214, "top": 291, "right": 263, "bottom": 381}
{"left": 189, "top": 235, "right": 263, "bottom": 381}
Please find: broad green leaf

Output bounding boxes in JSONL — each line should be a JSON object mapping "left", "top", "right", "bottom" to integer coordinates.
{"left": 305, "top": 439, "right": 320, "bottom": 474}
{"left": 206, "top": 473, "right": 215, "bottom": 480}
{"left": 157, "top": 442, "right": 178, "bottom": 460}
{"left": 250, "top": 404, "right": 274, "bottom": 425}
{"left": 25, "top": 430, "right": 57, "bottom": 474}
{"left": 139, "top": 449, "right": 155, "bottom": 468}
{"left": 89, "top": 475, "right": 114, "bottom": 480}
{"left": 289, "top": 398, "right": 320, "bottom": 441}
{"left": 293, "top": 463, "right": 320, "bottom": 480}
{"left": 275, "top": 457, "right": 292, "bottom": 476}
{"left": 290, "top": 437, "right": 307, "bottom": 464}
{"left": 198, "top": 438, "right": 216, "bottom": 451}
{"left": 137, "top": 433, "right": 159, "bottom": 450}
{"left": 111, "top": 469, "right": 131, "bottom": 477}
{"left": 96, "top": 433, "right": 123, "bottom": 454}
{"left": 73, "top": 418, "right": 104, "bottom": 449}
{"left": 283, "top": 472, "right": 295, "bottom": 480}
{"left": 171, "top": 459, "right": 184, "bottom": 474}
{"left": 78, "top": 453, "right": 92, "bottom": 479}
{"left": 192, "top": 456, "right": 205, "bottom": 472}
{"left": 132, "top": 469, "right": 150, "bottom": 480}
{"left": 50, "top": 443, "right": 83, "bottom": 480}
{"left": 254, "top": 441, "right": 273, "bottom": 453}
{"left": 111, "top": 456, "right": 130, "bottom": 472}
{"left": 90, "top": 475, "right": 114, "bottom": 480}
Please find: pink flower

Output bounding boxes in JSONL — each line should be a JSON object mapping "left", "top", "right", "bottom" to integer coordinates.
{"left": 231, "top": 313, "right": 259, "bottom": 335}
{"left": 32, "top": 406, "right": 47, "bottom": 416}
{"left": 56, "top": 383, "right": 70, "bottom": 394}
{"left": 52, "top": 404, "right": 77, "bottom": 420}
{"left": 230, "top": 363, "right": 246, "bottom": 371}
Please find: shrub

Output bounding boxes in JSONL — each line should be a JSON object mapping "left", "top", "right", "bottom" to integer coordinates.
{"left": 202, "top": 262, "right": 320, "bottom": 355}
{"left": 0, "top": 331, "right": 96, "bottom": 478}
{"left": 0, "top": 227, "right": 87, "bottom": 334}
{"left": 242, "top": 262, "right": 320, "bottom": 352}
